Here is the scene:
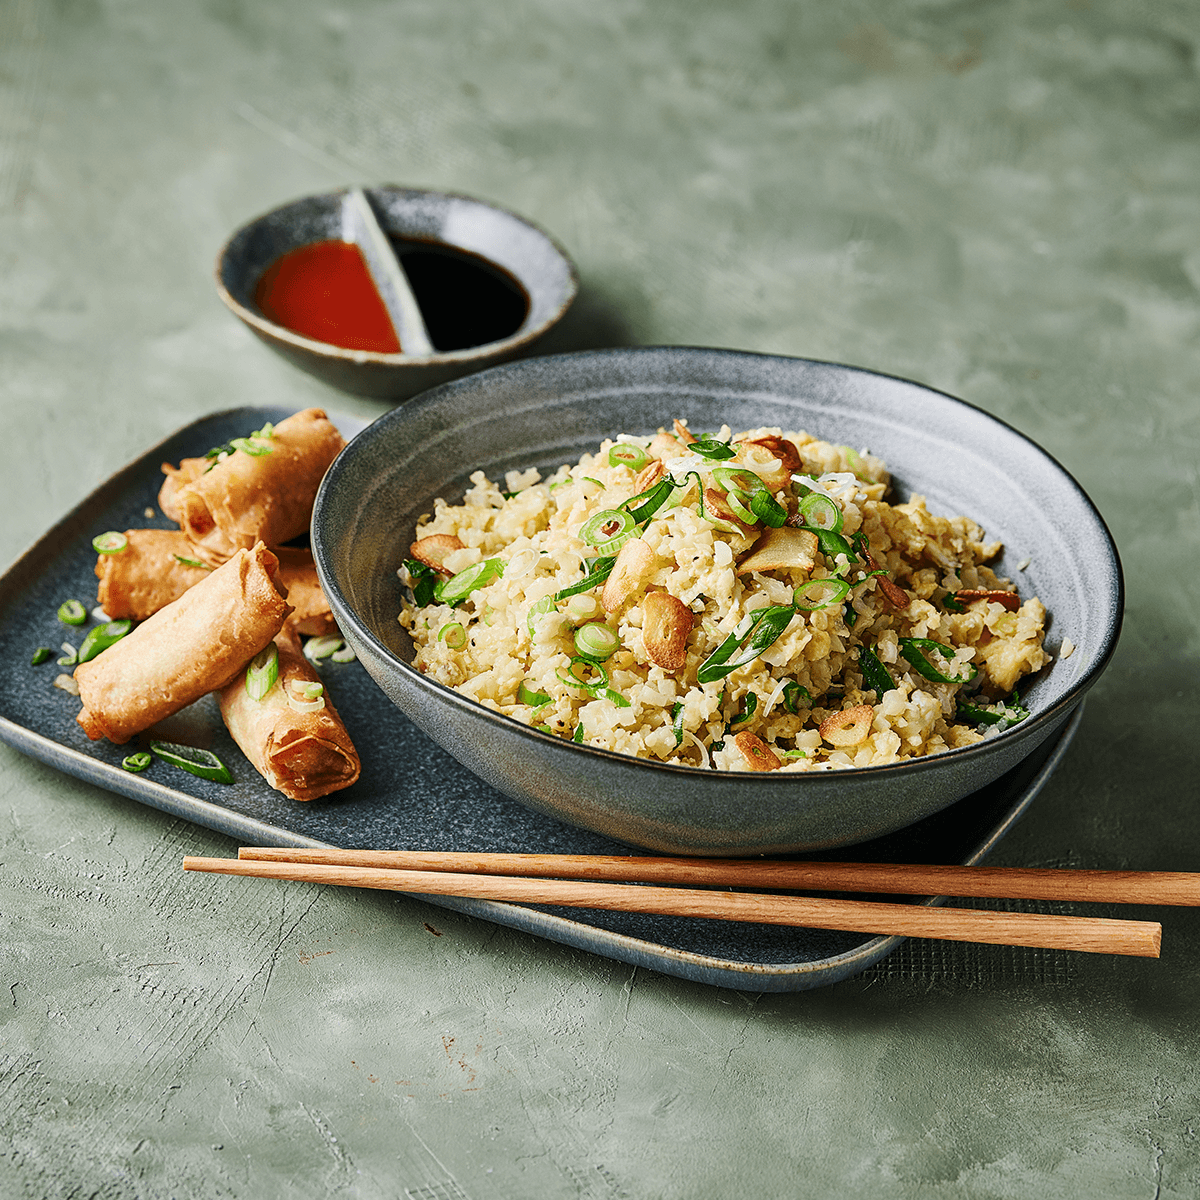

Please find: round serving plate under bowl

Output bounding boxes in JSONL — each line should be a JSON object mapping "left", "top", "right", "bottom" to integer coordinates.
{"left": 312, "top": 347, "right": 1123, "bottom": 855}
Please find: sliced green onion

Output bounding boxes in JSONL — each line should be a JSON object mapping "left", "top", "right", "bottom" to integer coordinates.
{"left": 582, "top": 476, "right": 604, "bottom": 488}
{"left": 518, "top": 681, "right": 552, "bottom": 707}
{"left": 526, "top": 595, "right": 556, "bottom": 637}
{"left": 304, "top": 635, "right": 343, "bottom": 662}
{"left": 779, "top": 749, "right": 808, "bottom": 760}
{"left": 793, "top": 577, "right": 851, "bottom": 611}
{"left": 149, "top": 740, "right": 234, "bottom": 784}
{"left": 943, "top": 593, "right": 966, "bottom": 613}
{"left": 57, "top": 642, "right": 77, "bottom": 666}
{"left": 403, "top": 558, "right": 439, "bottom": 607}
{"left": 554, "top": 555, "right": 616, "bottom": 600}
{"left": 749, "top": 489, "right": 788, "bottom": 527}
{"left": 957, "top": 698, "right": 1030, "bottom": 727}
{"left": 573, "top": 622, "right": 619, "bottom": 662}
{"left": 730, "top": 691, "right": 758, "bottom": 726}
{"left": 781, "top": 681, "right": 810, "bottom": 714}
{"left": 564, "top": 593, "right": 601, "bottom": 624}
{"left": 434, "top": 558, "right": 504, "bottom": 604}
{"left": 230, "top": 435, "right": 273, "bottom": 456}
{"left": 710, "top": 467, "right": 765, "bottom": 495}
{"left": 697, "top": 606, "right": 796, "bottom": 684}
{"left": 688, "top": 434, "right": 737, "bottom": 461}
{"left": 899, "top": 638, "right": 979, "bottom": 684}
{"left": 438, "top": 622, "right": 467, "bottom": 649}
{"left": 173, "top": 554, "right": 212, "bottom": 570}
{"left": 799, "top": 492, "right": 843, "bottom": 533}
{"left": 77, "top": 619, "right": 133, "bottom": 664}
{"left": 857, "top": 644, "right": 893, "bottom": 697}
{"left": 813, "top": 528, "right": 856, "bottom": 564}
{"left": 573, "top": 723, "right": 585, "bottom": 743}
{"left": 620, "top": 475, "right": 677, "bottom": 524}
{"left": 671, "top": 701, "right": 685, "bottom": 746}
{"left": 331, "top": 645, "right": 357, "bottom": 663}
{"left": 31, "top": 647, "right": 53, "bottom": 666}
{"left": 844, "top": 605, "right": 857, "bottom": 628}
{"left": 245, "top": 644, "right": 279, "bottom": 700}
{"left": 555, "top": 657, "right": 631, "bottom": 707}
{"left": 285, "top": 679, "right": 326, "bottom": 713}
{"left": 122, "top": 751, "right": 152, "bottom": 773}
{"left": 92, "top": 531, "right": 128, "bottom": 554}
{"left": 578, "top": 509, "right": 637, "bottom": 554}
{"left": 608, "top": 444, "right": 649, "bottom": 471}
{"left": 723, "top": 490, "right": 758, "bottom": 524}
{"left": 57, "top": 600, "right": 87, "bottom": 626}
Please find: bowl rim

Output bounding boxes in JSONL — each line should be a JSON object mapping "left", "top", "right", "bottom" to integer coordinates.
{"left": 213, "top": 184, "right": 580, "bottom": 366}
{"left": 313, "top": 345, "right": 1125, "bottom": 783}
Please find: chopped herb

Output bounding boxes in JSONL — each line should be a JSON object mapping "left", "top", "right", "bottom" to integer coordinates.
{"left": 781, "top": 681, "right": 810, "bottom": 714}
{"left": 173, "top": 554, "right": 212, "bottom": 570}
{"left": 857, "top": 644, "right": 893, "bottom": 697}
{"left": 149, "top": 740, "right": 234, "bottom": 784}
{"left": 697, "top": 606, "right": 795, "bottom": 684}
{"left": 122, "top": 751, "right": 152, "bottom": 773}
{"left": 403, "top": 558, "right": 439, "bottom": 607}
{"left": 77, "top": 619, "right": 133, "bottom": 664}
{"left": 245, "top": 644, "right": 279, "bottom": 701}
{"left": 518, "top": 681, "right": 552, "bottom": 707}
{"left": 31, "top": 647, "right": 53, "bottom": 665}
{"left": 899, "top": 638, "right": 979, "bottom": 684}
{"left": 57, "top": 600, "right": 87, "bottom": 626}
{"left": 434, "top": 558, "right": 504, "bottom": 604}
{"left": 730, "top": 692, "right": 758, "bottom": 726}
{"left": 688, "top": 434, "right": 737, "bottom": 461}
{"left": 608, "top": 444, "right": 649, "bottom": 471}
{"left": 671, "top": 701, "right": 685, "bottom": 746}
{"left": 92, "top": 532, "right": 128, "bottom": 554}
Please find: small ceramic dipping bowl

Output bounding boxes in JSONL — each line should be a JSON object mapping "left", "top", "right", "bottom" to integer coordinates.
{"left": 215, "top": 186, "right": 578, "bottom": 401}
{"left": 312, "top": 347, "right": 1124, "bottom": 856}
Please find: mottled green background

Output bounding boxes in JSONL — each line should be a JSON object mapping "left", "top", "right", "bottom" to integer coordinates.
{"left": 2, "top": 2, "right": 1199, "bottom": 1197}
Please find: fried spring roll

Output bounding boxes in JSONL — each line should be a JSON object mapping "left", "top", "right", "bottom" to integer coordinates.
{"left": 95, "top": 529, "right": 212, "bottom": 621}
{"left": 218, "top": 626, "right": 360, "bottom": 801}
{"left": 273, "top": 546, "right": 337, "bottom": 637}
{"left": 75, "top": 544, "right": 291, "bottom": 744}
{"left": 158, "top": 456, "right": 209, "bottom": 523}
{"left": 174, "top": 408, "right": 346, "bottom": 565}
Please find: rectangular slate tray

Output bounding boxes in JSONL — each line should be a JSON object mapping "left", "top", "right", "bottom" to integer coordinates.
{"left": 0, "top": 407, "right": 1080, "bottom": 991}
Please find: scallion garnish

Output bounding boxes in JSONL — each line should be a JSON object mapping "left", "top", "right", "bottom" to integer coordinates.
{"left": 578, "top": 509, "right": 637, "bottom": 555}
{"left": 92, "top": 531, "right": 128, "bottom": 554}
{"left": 857, "top": 644, "right": 893, "bottom": 697}
{"left": 749, "top": 489, "right": 788, "bottom": 527}
{"left": 122, "top": 751, "right": 152, "bottom": 773}
{"left": 173, "top": 554, "right": 212, "bottom": 570}
{"left": 331, "top": 645, "right": 357, "bottom": 663}
{"left": 57, "top": 600, "right": 87, "bottom": 626}
{"left": 813, "top": 528, "right": 855, "bottom": 564}
{"left": 31, "top": 647, "right": 53, "bottom": 666}
{"left": 564, "top": 593, "right": 601, "bottom": 624}
{"left": 582, "top": 476, "right": 604, "bottom": 488}
{"left": 304, "top": 635, "right": 343, "bottom": 662}
{"left": 554, "top": 555, "right": 616, "bottom": 601}
{"left": 149, "top": 740, "right": 234, "bottom": 784}
{"left": 438, "top": 621, "right": 467, "bottom": 649}
{"left": 608, "top": 444, "right": 649, "bottom": 471}
{"left": 688, "top": 434, "right": 737, "bottom": 461}
{"left": 573, "top": 622, "right": 619, "bottom": 662}
{"left": 943, "top": 593, "right": 966, "bottom": 613}
{"left": 403, "top": 558, "right": 439, "bottom": 606}
{"left": 781, "top": 681, "right": 810, "bottom": 713}
{"left": 554, "top": 657, "right": 631, "bottom": 707}
{"left": 518, "top": 681, "right": 552, "bottom": 707}
{"left": 285, "top": 679, "right": 326, "bottom": 712}
{"left": 434, "top": 558, "right": 504, "bottom": 604}
{"left": 573, "top": 723, "right": 585, "bottom": 743}
{"left": 957, "top": 697, "right": 1030, "bottom": 728}
{"left": 793, "top": 577, "right": 851, "bottom": 611}
{"left": 710, "top": 467, "right": 765, "bottom": 496}
{"left": 77, "top": 619, "right": 133, "bottom": 664}
{"left": 779, "top": 749, "right": 808, "bottom": 760}
{"left": 799, "top": 492, "right": 843, "bottom": 533}
{"left": 730, "top": 692, "right": 758, "bottom": 726}
{"left": 620, "top": 475, "right": 678, "bottom": 524}
{"left": 899, "top": 638, "right": 979, "bottom": 684}
{"left": 671, "top": 700, "right": 685, "bottom": 746}
{"left": 526, "top": 595, "right": 556, "bottom": 636}
{"left": 245, "top": 644, "right": 279, "bottom": 701}
{"left": 229, "top": 435, "right": 273, "bottom": 456}
{"left": 57, "top": 642, "right": 77, "bottom": 666}
{"left": 697, "top": 606, "right": 795, "bottom": 684}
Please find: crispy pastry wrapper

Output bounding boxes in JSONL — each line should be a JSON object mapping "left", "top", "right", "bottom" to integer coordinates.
{"left": 218, "top": 626, "right": 360, "bottom": 801}
{"left": 94, "top": 534, "right": 335, "bottom": 634}
{"left": 157, "top": 456, "right": 209, "bottom": 524}
{"left": 75, "top": 544, "right": 291, "bottom": 744}
{"left": 273, "top": 546, "right": 337, "bottom": 637}
{"left": 95, "top": 529, "right": 213, "bottom": 621}
{"left": 174, "top": 408, "right": 345, "bottom": 565}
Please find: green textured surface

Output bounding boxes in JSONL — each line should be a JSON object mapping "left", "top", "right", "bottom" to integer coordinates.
{"left": 2, "top": 1, "right": 1199, "bottom": 1196}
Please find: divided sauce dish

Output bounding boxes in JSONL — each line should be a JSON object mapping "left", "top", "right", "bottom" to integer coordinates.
{"left": 311, "top": 347, "right": 1123, "bottom": 855}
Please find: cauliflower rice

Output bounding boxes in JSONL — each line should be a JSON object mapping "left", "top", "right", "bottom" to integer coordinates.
{"left": 398, "top": 420, "right": 1051, "bottom": 772}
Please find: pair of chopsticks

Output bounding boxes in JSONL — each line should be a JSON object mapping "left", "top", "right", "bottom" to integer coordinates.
{"left": 181, "top": 849, "right": 1200, "bottom": 958}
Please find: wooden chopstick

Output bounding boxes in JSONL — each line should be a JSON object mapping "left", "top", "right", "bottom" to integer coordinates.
{"left": 236, "top": 847, "right": 1200, "bottom": 907}
{"left": 183, "top": 855, "right": 1163, "bottom": 958}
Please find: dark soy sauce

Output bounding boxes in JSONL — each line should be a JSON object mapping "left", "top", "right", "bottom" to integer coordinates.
{"left": 389, "top": 238, "right": 530, "bottom": 352}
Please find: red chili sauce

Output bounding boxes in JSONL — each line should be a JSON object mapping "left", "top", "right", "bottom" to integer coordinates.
{"left": 254, "top": 240, "right": 401, "bottom": 353}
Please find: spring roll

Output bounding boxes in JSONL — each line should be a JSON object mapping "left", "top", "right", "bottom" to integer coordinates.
{"left": 75, "top": 543, "right": 291, "bottom": 744}
{"left": 174, "top": 408, "right": 346, "bottom": 565}
{"left": 95, "top": 529, "right": 212, "bottom": 621}
{"left": 273, "top": 546, "right": 337, "bottom": 637}
{"left": 157, "top": 456, "right": 209, "bottom": 523}
{"left": 218, "top": 626, "right": 360, "bottom": 801}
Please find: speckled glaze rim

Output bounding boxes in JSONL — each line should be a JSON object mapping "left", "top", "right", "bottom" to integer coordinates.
{"left": 214, "top": 184, "right": 579, "bottom": 366}
{"left": 316, "top": 346, "right": 1124, "bottom": 790}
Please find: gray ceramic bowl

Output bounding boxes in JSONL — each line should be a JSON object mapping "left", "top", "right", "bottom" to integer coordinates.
{"left": 312, "top": 348, "right": 1123, "bottom": 855}
{"left": 215, "top": 186, "right": 577, "bottom": 401}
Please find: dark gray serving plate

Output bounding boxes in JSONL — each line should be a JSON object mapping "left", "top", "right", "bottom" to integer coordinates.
{"left": 0, "top": 406, "right": 1081, "bottom": 991}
